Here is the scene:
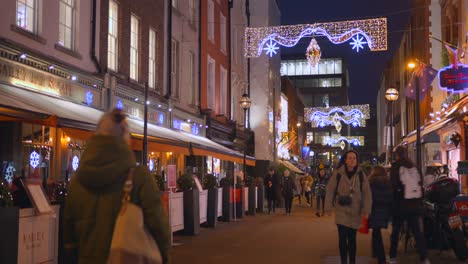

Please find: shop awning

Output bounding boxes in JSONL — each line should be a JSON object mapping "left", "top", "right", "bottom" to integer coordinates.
{"left": 278, "top": 160, "right": 304, "bottom": 174}
{"left": 0, "top": 85, "right": 255, "bottom": 164}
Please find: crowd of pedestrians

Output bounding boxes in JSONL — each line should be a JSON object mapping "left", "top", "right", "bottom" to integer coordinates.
{"left": 265, "top": 146, "right": 430, "bottom": 264}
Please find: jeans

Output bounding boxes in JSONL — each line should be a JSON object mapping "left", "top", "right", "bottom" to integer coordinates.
{"left": 267, "top": 198, "right": 276, "bottom": 213}
{"left": 389, "top": 214, "right": 427, "bottom": 261}
{"left": 372, "top": 228, "right": 386, "bottom": 264}
{"left": 337, "top": 224, "right": 357, "bottom": 264}
{"left": 284, "top": 196, "right": 293, "bottom": 213}
{"left": 316, "top": 195, "right": 325, "bottom": 213}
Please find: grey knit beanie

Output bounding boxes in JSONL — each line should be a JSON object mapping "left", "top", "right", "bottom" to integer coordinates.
{"left": 96, "top": 108, "right": 130, "bottom": 144}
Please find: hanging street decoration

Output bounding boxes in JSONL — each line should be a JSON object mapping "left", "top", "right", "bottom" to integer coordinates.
{"left": 305, "top": 104, "right": 370, "bottom": 132}
{"left": 85, "top": 90, "right": 93, "bottom": 105}
{"left": 438, "top": 64, "right": 468, "bottom": 93}
{"left": 325, "top": 136, "right": 365, "bottom": 150}
{"left": 72, "top": 156, "right": 80, "bottom": 171}
{"left": 245, "top": 18, "right": 387, "bottom": 58}
{"left": 306, "top": 38, "right": 321, "bottom": 66}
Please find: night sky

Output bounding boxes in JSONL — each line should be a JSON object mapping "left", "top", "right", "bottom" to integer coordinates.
{"left": 279, "top": 0, "right": 411, "bottom": 105}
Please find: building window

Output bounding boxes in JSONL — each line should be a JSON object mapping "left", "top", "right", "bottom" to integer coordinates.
{"left": 220, "top": 66, "right": 227, "bottom": 114}
{"left": 189, "top": 51, "right": 197, "bottom": 105}
{"left": 220, "top": 13, "right": 226, "bottom": 52}
{"left": 171, "top": 39, "right": 179, "bottom": 98}
{"left": 58, "top": 0, "right": 75, "bottom": 49}
{"left": 16, "top": 0, "right": 37, "bottom": 32}
{"left": 232, "top": 27, "right": 238, "bottom": 65}
{"left": 108, "top": 0, "right": 118, "bottom": 71}
{"left": 208, "top": 0, "right": 214, "bottom": 42}
{"left": 189, "top": 0, "right": 196, "bottom": 27}
{"left": 130, "top": 15, "right": 139, "bottom": 80}
{"left": 207, "top": 56, "right": 215, "bottom": 109}
{"left": 149, "top": 29, "right": 157, "bottom": 89}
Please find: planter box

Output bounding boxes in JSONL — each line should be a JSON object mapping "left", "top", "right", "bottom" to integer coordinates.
{"left": 207, "top": 188, "right": 219, "bottom": 228}
{"left": 0, "top": 207, "right": 19, "bottom": 264}
{"left": 257, "top": 187, "right": 265, "bottom": 213}
{"left": 169, "top": 192, "right": 184, "bottom": 232}
{"left": 248, "top": 186, "right": 256, "bottom": 215}
{"left": 199, "top": 190, "right": 208, "bottom": 224}
{"left": 235, "top": 187, "right": 244, "bottom": 219}
{"left": 221, "top": 187, "right": 232, "bottom": 222}
{"left": 183, "top": 189, "right": 200, "bottom": 236}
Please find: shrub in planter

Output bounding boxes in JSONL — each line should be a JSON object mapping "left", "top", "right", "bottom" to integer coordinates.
{"left": 177, "top": 170, "right": 199, "bottom": 235}
{"left": 0, "top": 178, "right": 13, "bottom": 208}
{"left": 177, "top": 173, "right": 196, "bottom": 192}
{"left": 203, "top": 174, "right": 218, "bottom": 227}
{"left": 220, "top": 175, "right": 243, "bottom": 188}
{"left": 154, "top": 173, "right": 165, "bottom": 191}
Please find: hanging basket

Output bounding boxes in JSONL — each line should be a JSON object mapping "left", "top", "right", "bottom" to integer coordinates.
{"left": 450, "top": 132, "right": 462, "bottom": 148}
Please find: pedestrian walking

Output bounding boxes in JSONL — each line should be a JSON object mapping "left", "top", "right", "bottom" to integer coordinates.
{"left": 63, "top": 109, "right": 171, "bottom": 264}
{"left": 368, "top": 166, "right": 393, "bottom": 264}
{"left": 264, "top": 167, "right": 277, "bottom": 214}
{"left": 281, "top": 169, "right": 296, "bottom": 215}
{"left": 315, "top": 168, "right": 328, "bottom": 217}
{"left": 303, "top": 172, "right": 314, "bottom": 206}
{"left": 294, "top": 173, "right": 303, "bottom": 204}
{"left": 388, "top": 146, "right": 430, "bottom": 264}
{"left": 325, "top": 150, "right": 372, "bottom": 264}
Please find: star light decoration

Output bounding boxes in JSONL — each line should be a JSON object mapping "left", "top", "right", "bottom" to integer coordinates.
{"left": 306, "top": 38, "right": 321, "bottom": 66}
{"left": 245, "top": 18, "right": 387, "bottom": 58}
{"left": 325, "top": 136, "right": 365, "bottom": 150}
{"left": 304, "top": 105, "right": 370, "bottom": 132}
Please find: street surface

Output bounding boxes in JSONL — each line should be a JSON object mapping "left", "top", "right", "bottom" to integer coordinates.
{"left": 171, "top": 202, "right": 466, "bottom": 264}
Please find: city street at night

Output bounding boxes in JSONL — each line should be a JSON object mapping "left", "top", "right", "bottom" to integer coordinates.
{"left": 171, "top": 205, "right": 465, "bottom": 264}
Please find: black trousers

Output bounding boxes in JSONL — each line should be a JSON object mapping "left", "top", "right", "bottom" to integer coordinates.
{"left": 284, "top": 196, "right": 293, "bottom": 213}
{"left": 389, "top": 214, "right": 427, "bottom": 261}
{"left": 337, "top": 224, "right": 357, "bottom": 264}
{"left": 372, "top": 228, "right": 386, "bottom": 264}
{"left": 316, "top": 195, "right": 325, "bottom": 213}
{"left": 305, "top": 191, "right": 311, "bottom": 204}
{"left": 267, "top": 198, "right": 276, "bottom": 213}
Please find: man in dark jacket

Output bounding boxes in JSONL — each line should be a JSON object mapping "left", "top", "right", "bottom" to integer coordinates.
{"left": 281, "top": 169, "right": 296, "bottom": 215}
{"left": 388, "top": 146, "right": 429, "bottom": 264}
{"left": 265, "top": 167, "right": 280, "bottom": 213}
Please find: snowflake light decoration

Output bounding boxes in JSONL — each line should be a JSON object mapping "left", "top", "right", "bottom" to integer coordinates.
{"left": 72, "top": 156, "right": 79, "bottom": 171}
{"left": 350, "top": 34, "right": 367, "bottom": 52}
{"left": 85, "top": 91, "right": 93, "bottom": 105}
{"left": 4, "top": 165, "right": 15, "bottom": 184}
{"left": 306, "top": 38, "right": 321, "bottom": 66}
{"left": 116, "top": 100, "right": 123, "bottom": 110}
{"left": 325, "top": 136, "right": 365, "bottom": 149}
{"left": 149, "top": 159, "right": 154, "bottom": 172}
{"left": 30, "top": 151, "right": 40, "bottom": 169}
{"left": 263, "top": 39, "right": 279, "bottom": 57}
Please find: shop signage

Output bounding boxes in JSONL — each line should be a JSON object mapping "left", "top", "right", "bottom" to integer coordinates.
{"left": 438, "top": 64, "right": 468, "bottom": 93}
{"left": 0, "top": 59, "right": 72, "bottom": 97}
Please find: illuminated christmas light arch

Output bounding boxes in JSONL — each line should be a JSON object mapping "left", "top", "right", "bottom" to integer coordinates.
{"left": 245, "top": 18, "right": 387, "bottom": 58}
{"left": 325, "top": 136, "right": 365, "bottom": 149}
{"left": 305, "top": 104, "right": 370, "bottom": 132}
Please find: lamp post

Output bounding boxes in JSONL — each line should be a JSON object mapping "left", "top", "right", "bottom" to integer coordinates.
{"left": 385, "top": 88, "right": 399, "bottom": 163}
{"left": 408, "top": 61, "right": 422, "bottom": 172}
{"left": 238, "top": 93, "right": 251, "bottom": 221}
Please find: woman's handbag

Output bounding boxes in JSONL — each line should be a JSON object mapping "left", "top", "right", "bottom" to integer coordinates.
{"left": 358, "top": 216, "right": 369, "bottom": 234}
{"left": 107, "top": 168, "right": 162, "bottom": 264}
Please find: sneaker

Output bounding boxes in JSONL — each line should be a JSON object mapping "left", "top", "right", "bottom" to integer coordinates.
{"left": 388, "top": 258, "right": 397, "bottom": 264}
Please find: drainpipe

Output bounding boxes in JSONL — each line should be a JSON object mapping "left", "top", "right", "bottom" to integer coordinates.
{"left": 91, "top": 0, "right": 102, "bottom": 73}
{"left": 165, "top": 0, "right": 173, "bottom": 99}
{"left": 228, "top": 0, "right": 233, "bottom": 121}
{"left": 198, "top": 0, "right": 202, "bottom": 108}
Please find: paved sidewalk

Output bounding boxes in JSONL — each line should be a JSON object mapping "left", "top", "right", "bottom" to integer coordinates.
{"left": 170, "top": 204, "right": 465, "bottom": 264}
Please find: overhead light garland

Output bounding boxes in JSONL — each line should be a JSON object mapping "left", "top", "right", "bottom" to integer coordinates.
{"left": 245, "top": 18, "right": 387, "bottom": 58}
{"left": 325, "top": 136, "right": 365, "bottom": 149}
{"left": 305, "top": 104, "right": 370, "bottom": 132}
{"left": 306, "top": 38, "right": 321, "bottom": 66}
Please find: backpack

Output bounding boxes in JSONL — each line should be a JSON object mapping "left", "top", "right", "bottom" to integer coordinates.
{"left": 399, "top": 166, "right": 423, "bottom": 199}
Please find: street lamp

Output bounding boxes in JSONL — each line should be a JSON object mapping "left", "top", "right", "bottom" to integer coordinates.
{"left": 238, "top": 93, "right": 251, "bottom": 221}
{"left": 408, "top": 60, "right": 422, "bottom": 172}
{"left": 385, "top": 88, "right": 399, "bottom": 163}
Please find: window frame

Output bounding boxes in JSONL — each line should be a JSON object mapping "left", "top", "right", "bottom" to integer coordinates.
{"left": 207, "top": 56, "right": 215, "bottom": 109}
{"left": 58, "top": 0, "right": 75, "bottom": 50}
{"left": 148, "top": 29, "right": 157, "bottom": 89}
{"left": 220, "top": 66, "right": 227, "bottom": 114}
{"left": 130, "top": 14, "right": 140, "bottom": 81}
{"left": 189, "top": 51, "right": 197, "bottom": 106}
{"left": 16, "top": 0, "right": 37, "bottom": 33}
{"left": 220, "top": 13, "right": 226, "bottom": 53}
{"left": 107, "top": 0, "right": 119, "bottom": 71}
{"left": 171, "top": 39, "right": 179, "bottom": 98}
{"left": 207, "top": 0, "right": 214, "bottom": 42}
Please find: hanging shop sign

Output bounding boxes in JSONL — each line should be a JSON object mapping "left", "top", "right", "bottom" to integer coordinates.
{"left": 438, "top": 64, "right": 468, "bottom": 93}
